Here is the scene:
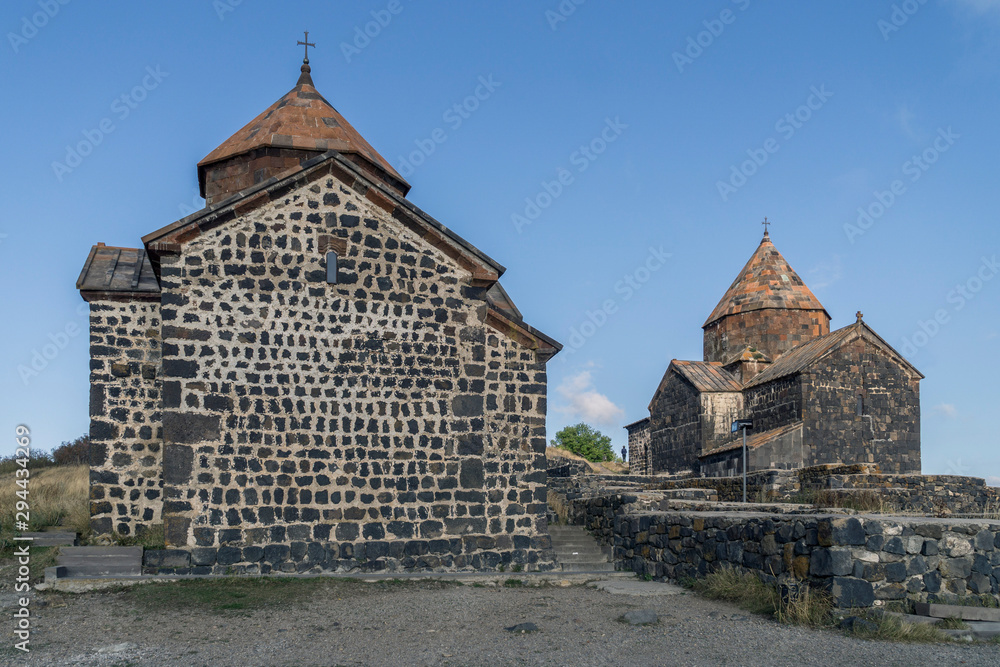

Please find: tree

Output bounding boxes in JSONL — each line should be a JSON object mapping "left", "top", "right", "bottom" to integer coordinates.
{"left": 53, "top": 434, "right": 90, "bottom": 466}
{"left": 551, "top": 423, "right": 615, "bottom": 463}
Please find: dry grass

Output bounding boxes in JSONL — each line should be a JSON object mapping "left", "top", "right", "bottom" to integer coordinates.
{"left": 693, "top": 565, "right": 833, "bottom": 628}
{"left": 0, "top": 464, "right": 89, "bottom": 554}
{"left": 981, "top": 498, "right": 1000, "bottom": 521}
{"left": 694, "top": 565, "right": 780, "bottom": 615}
{"left": 776, "top": 583, "right": 834, "bottom": 628}
{"left": 936, "top": 617, "right": 970, "bottom": 630}
{"left": 846, "top": 612, "right": 949, "bottom": 642}
{"left": 693, "top": 566, "right": 950, "bottom": 643}
{"left": 546, "top": 447, "right": 628, "bottom": 475}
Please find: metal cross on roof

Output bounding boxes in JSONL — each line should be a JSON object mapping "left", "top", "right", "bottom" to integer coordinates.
{"left": 297, "top": 31, "right": 316, "bottom": 64}
{"left": 762, "top": 217, "right": 771, "bottom": 233}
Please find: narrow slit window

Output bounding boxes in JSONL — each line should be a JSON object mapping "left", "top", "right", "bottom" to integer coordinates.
{"left": 856, "top": 395, "right": 863, "bottom": 416}
{"left": 326, "top": 251, "right": 338, "bottom": 284}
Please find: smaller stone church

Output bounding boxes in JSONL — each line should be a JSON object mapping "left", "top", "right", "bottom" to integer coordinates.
{"left": 76, "top": 52, "right": 560, "bottom": 573}
{"left": 627, "top": 229, "right": 922, "bottom": 477}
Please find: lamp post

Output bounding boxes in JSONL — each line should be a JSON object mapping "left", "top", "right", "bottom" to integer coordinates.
{"left": 731, "top": 419, "right": 753, "bottom": 502}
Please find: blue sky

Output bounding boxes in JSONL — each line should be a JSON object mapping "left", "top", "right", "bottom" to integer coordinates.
{"left": 1, "top": 1, "right": 997, "bottom": 483}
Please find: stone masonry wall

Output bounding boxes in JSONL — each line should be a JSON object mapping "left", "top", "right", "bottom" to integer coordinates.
{"left": 203, "top": 148, "right": 323, "bottom": 206}
{"left": 800, "top": 466, "right": 999, "bottom": 516}
{"left": 699, "top": 425, "right": 805, "bottom": 478}
{"left": 700, "top": 391, "right": 743, "bottom": 452}
{"left": 648, "top": 373, "right": 701, "bottom": 475}
{"left": 802, "top": 339, "right": 920, "bottom": 473}
{"left": 578, "top": 493, "right": 1000, "bottom": 608}
{"left": 154, "top": 175, "right": 552, "bottom": 574}
{"left": 743, "top": 375, "right": 802, "bottom": 435}
{"left": 88, "top": 300, "right": 163, "bottom": 537}
{"left": 625, "top": 419, "right": 650, "bottom": 476}
{"left": 703, "top": 308, "right": 829, "bottom": 365}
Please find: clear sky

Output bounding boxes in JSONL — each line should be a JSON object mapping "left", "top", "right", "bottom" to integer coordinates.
{"left": 1, "top": 1, "right": 997, "bottom": 483}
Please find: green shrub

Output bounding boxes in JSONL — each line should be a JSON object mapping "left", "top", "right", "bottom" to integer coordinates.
{"left": 551, "top": 423, "right": 614, "bottom": 463}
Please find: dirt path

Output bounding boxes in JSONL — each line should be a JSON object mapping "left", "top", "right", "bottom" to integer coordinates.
{"left": 1, "top": 577, "right": 998, "bottom": 666}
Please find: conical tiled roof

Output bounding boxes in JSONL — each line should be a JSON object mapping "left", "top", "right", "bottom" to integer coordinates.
{"left": 703, "top": 231, "right": 828, "bottom": 328}
{"left": 197, "top": 63, "right": 408, "bottom": 195}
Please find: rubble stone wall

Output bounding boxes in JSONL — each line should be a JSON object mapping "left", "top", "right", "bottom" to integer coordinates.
{"left": 578, "top": 493, "right": 1000, "bottom": 607}
{"left": 152, "top": 175, "right": 553, "bottom": 574}
{"left": 88, "top": 300, "right": 164, "bottom": 537}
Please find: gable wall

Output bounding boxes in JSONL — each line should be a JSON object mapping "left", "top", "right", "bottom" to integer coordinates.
{"left": 155, "top": 175, "right": 552, "bottom": 573}
{"left": 648, "top": 373, "right": 701, "bottom": 474}
{"left": 88, "top": 300, "right": 163, "bottom": 537}
{"left": 699, "top": 391, "right": 744, "bottom": 453}
{"left": 743, "top": 374, "right": 802, "bottom": 435}
{"left": 802, "top": 338, "right": 920, "bottom": 473}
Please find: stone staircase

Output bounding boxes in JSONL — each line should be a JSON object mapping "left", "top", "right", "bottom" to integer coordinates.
{"left": 46, "top": 546, "right": 143, "bottom": 582}
{"left": 548, "top": 524, "right": 615, "bottom": 572}
{"left": 20, "top": 531, "right": 77, "bottom": 547}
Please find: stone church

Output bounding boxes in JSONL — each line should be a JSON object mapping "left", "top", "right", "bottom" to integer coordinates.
{"left": 76, "top": 54, "right": 560, "bottom": 573}
{"left": 627, "top": 228, "right": 922, "bottom": 478}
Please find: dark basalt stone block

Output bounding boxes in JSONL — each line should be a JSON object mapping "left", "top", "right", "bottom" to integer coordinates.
{"left": 460, "top": 459, "right": 484, "bottom": 489}
{"left": 163, "top": 412, "right": 220, "bottom": 445}
{"left": 162, "top": 444, "right": 194, "bottom": 484}
{"left": 163, "top": 516, "right": 191, "bottom": 547}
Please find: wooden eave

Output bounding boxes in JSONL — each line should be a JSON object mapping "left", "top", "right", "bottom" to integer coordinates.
{"left": 485, "top": 307, "right": 561, "bottom": 362}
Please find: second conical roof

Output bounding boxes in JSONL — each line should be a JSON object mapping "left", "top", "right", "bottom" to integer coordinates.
{"left": 703, "top": 232, "right": 828, "bottom": 328}
{"left": 197, "top": 64, "right": 408, "bottom": 194}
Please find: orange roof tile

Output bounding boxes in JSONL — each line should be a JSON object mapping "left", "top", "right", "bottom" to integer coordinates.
{"left": 703, "top": 232, "right": 828, "bottom": 327}
{"left": 197, "top": 64, "right": 408, "bottom": 193}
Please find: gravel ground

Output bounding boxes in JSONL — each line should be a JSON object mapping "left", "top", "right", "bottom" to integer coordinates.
{"left": 1, "top": 577, "right": 999, "bottom": 666}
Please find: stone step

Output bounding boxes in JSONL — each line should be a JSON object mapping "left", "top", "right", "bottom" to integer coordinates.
{"left": 966, "top": 621, "right": 1000, "bottom": 640}
{"left": 561, "top": 561, "right": 616, "bottom": 572}
{"left": 59, "top": 546, "right": 143, "bottom": 558}
{"left": 552, "top": 547, "right": 609, "bottom": 557}
{"left": 559, "top": 558, "right": 615, "bottom": 570}
{"left": 19, "top": 532, "right": 77, "bottom": 547}
{"left": 548, "top": 529, "right": 592, "bottom": 535}
{"left": 55, "top": 546, "right": 143, "bottom": 579}
{"left": 913, "top": 602, "right": 1000, "bottom": 623}
{"left": 551, "top": 540, "right": 607, "bottom": 549}
{"left": 553, "top": 545, "right": 608, "bottom": 555}
{"left": 882, "top": 611, "right": 941, "bottom": 625}
{"left": 553, "top": 550, "right": 611, "bottom": 561}
{"left": 548, "top": 524, "right": 613, "bottom": 574}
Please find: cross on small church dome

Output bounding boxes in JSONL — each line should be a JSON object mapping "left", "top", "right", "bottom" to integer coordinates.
{"left": 297, "top": 31, "right": 316, "bottom": 64}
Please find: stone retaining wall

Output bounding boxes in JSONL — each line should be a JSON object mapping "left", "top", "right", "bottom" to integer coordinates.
{"left": 625, "top": 464, "right": 999, "bottom": 516}
{"left": 575, "top": 492, "right": 1000, "bottom": 608}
